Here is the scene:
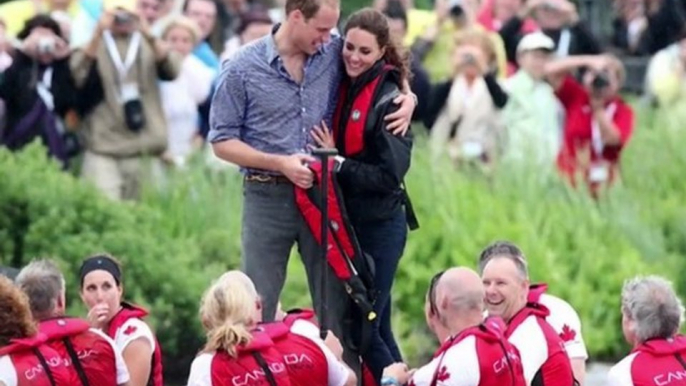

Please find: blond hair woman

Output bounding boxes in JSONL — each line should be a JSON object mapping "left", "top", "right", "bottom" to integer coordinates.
{"left": 187, "top": 271, "right": 356, "bottom": 386}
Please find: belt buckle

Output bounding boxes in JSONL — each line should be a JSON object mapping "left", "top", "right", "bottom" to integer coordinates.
{"left": 247, "top": 174, "right": 273, "bottom": 183}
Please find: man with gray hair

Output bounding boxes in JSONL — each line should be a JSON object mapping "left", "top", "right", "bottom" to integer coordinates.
{"left": 16, "top": 259, "right": 130, "bottom": 386}
{"left": 380, "top": 267, "right": 526, "bottom": 386}
{"left": 607, "top": 275, "right": 686, "bottom": 386}
{"left": 478, "top": 241, "right": 588, "bottom": 385}
{"left": 480, "top": 245, "right": 575, "bottom": 386}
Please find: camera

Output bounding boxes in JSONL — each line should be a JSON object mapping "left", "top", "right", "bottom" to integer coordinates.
{"left": 462, "top": 53, "right": 476, "bottom": 65}
{"left": 37, "top": 37, "right": 56, "bottom": 55}
{"left": 591, "top": 71, "right": 611, "bottom": 92}
{"left": 449, "top": 0, "right": 464, "bottom": 19}
{"left": 114, "top": 11, "right": 133, "bottom": 26}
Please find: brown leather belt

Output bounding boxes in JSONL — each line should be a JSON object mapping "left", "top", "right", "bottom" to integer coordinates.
{"left": 244, "top": 174, "right": 292, "bottom": 184}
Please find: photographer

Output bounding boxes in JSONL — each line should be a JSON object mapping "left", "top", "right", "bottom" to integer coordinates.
{"left": 546, "top": 54, "right": 635, "bottom": 195}
{"left": 70, "top": 0, "right": 181, "bottom": 201}
{"left": 0, "top": 15, "right": 77, "bottom": 168}
{"left": 427, "top": 28, "right": 508, "bottom": 169}
{"left": 412, "top": 0, "right": 508, "bottom": 81}
{"left": 500, "top": 0, "right": 602, "bottom": 67}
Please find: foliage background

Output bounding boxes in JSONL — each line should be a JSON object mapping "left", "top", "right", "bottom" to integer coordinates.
{"left": 1, "top": 103, "right": 685, "bottom": 381}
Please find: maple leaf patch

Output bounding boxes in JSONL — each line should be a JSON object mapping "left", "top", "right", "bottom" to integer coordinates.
{"left": 436, "top": 365, "right": 451, "bottom": 383}
{"left": 559, "top": 324, "right": 576, "bottom": 342}
{"left": 123, "top": 325, "right": 138, "bottom": 336}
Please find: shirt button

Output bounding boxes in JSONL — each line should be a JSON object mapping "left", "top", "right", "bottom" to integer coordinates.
{"left": 302, "top": 107, "right": 306, "bottom": 113}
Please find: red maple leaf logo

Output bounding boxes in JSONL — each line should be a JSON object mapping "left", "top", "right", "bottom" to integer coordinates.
{"left": 436, "top": 366, "right": 451, "bottom": 383}
{"left": 123, "top": 325, "right": 137, "bottom": 336}
{"left": 559, "top": 324, "right": 576, "bottom": 342}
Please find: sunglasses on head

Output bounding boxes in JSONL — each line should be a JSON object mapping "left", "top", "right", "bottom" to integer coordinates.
{"left": 428, "top": 270, "right": 446, "bottom": 316}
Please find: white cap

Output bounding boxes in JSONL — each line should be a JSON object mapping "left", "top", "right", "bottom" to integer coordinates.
{"left": 517, "top": 32, "right": 555, "bottom": 53}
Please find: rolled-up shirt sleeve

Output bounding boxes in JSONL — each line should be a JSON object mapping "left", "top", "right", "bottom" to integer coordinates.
{"left": 208, "top": 66, "right": 247, "bottom": 143}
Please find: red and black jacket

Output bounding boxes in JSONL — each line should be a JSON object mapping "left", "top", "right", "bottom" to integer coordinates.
{"left": 331, "top": 61, "right": 417, "bottom": 229}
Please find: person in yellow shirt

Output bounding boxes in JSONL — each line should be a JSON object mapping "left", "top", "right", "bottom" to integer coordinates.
{"left": 377, "top": 0, "right": 507, "bottom": 82}
{"left": 0, "top": 0, "right": 80, "bottom": 38}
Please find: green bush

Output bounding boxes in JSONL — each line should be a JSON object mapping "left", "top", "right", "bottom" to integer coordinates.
{"left": 1, "top": 102, "right": 685, "bottom": 382}
{"left": 0, "top": 144, "right": 223, "bottom": 380}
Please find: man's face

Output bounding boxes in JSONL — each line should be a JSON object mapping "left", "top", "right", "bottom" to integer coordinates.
{"left": 111, "top": 10, "right": 138, "bottom": 35}
{"left": 518, "top": 49, "right": 551, "bottom": 80}
{"left": 291, "top": 4, "right": 340, "bottom": 55}
{"left": 482, "top": 257, "right": 528, "bottom": 321}
{"left": 186, "top": 0, "right": 217, "bottom": 40}
{"left": 137, "top": 0, "right": 160, "bottom": 24}
{"left": 386, "top": 17, "right": 407, "bottom": 45}
{"left": 533, "top": 5, "right": 565, "bottom": 30}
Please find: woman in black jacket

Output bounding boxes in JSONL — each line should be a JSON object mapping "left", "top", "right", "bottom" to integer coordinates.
{"left": 311, "top": 7, "right": 415, "bottom": 384}
{"left": 0, "top": 15, "right": 78, "bottom": 167}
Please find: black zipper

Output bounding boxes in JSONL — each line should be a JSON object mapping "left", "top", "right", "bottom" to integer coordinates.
{"left": 336, "top": 82, "right": 357, "bottom": 156}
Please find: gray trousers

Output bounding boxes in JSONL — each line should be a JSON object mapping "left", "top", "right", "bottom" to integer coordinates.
{"left": 241, "top": 180, "right": 360, "bottom": 373}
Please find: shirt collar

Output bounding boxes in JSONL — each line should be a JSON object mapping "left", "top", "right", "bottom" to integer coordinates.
{"left": 266, "top": 23, "right": 329, "bottom": 65}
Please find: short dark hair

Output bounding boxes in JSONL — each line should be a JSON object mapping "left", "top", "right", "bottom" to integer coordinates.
{"left": 237, "top": 10, "right": 273, "bottom": 35}
{"left": 285, "top": 0, "right": 339, "bottom": 19}
{"left": 383, "top": 0, "right": 407, "bottom": 28}
{"left": 17, "top": 14, "right": 62, "bottom": 40}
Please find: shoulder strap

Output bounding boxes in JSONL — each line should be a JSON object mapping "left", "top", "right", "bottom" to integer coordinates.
{"left": 252, "top": 352, "right": 278, "bottom": 386}
{"left": 675, "top": 352, "right": 686, "bottom": 371}
{"left": 32, "top": 347, "right": 57, "bottom": 386}
{"left": 63, "top": 338, "right": 91, "bottom": 386}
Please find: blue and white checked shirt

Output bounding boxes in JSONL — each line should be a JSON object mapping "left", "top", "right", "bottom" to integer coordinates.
{"left": 208, "top": 26, "right": 343, "bottom": 173}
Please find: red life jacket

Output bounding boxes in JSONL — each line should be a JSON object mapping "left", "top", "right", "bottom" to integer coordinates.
{"left": 0, "top": 334, "right": 71, "bottom": 386}
{"left": 40, "top": 317, "right": 119, "bottom": 386}
{"left": 282, "top": 309, "right": 377, "bottom": 386}
{"left": 211, "top": 330, "right": 292, "bottom": 386}
{"left": 282, "top": 309, "right": 316, "bottom": 328}
{"left": 528, "top": 283, "right": 548, "bottom": 304}
{"left": 332, "top": 64, "right": 394, "bottom": 157}
{"left": 428, "top": 319, "right": 526, "bottom": 386}
{"left": 261, "top": 314, "right": 329, "bottom": 386}
{"left": 506, "top": 305, "right": 575, "bottom": 386}
{"left": 626, "top": 335, "right": 686, "bottom": 385}
{"left": 293, "top": 159, "right": 377, "bottom": 345}
{"left": 107, "top": 303, "right": 163, "bottom": 386}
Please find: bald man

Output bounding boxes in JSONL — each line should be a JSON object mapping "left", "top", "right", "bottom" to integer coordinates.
{"left": 381, "top": 267, "right": 526, "bottom": 386}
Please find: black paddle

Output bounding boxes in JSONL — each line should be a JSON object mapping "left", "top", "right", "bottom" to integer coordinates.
{"left": 311, "top": 147, "right": 338, "bottom": 340}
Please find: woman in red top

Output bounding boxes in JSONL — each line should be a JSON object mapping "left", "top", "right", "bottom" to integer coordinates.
{"left": 78, "top": 254, "right": 164, "bottom": 386}
{"left": 546, "top": 54, "right": 635, "bottom": 196}
{"left": 187, "top": 270, "right": 355, "bottom": 386}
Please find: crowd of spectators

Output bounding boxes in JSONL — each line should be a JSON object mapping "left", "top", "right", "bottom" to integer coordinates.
{"left": 0, "top": 0, "right": 685, "bottom": 198}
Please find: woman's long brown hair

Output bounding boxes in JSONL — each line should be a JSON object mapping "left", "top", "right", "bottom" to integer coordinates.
{"left": 344, "top": 7, "right": 411, "bottom": 82}
{"left": 0, "top": 276, "right": 38, "bottom": 347}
